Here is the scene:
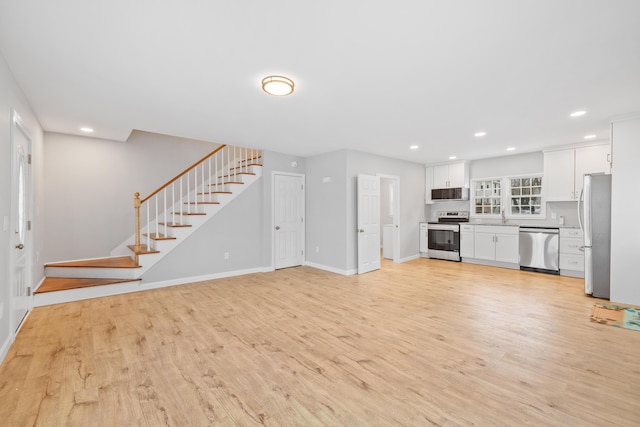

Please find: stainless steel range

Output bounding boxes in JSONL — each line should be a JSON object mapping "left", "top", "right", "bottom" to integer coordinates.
{"left": 427, "top": 211, "right": 469, "bottom": 261}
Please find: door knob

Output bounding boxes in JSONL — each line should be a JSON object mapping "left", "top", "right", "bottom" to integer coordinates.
{"left": 358, "top": 229, "right": 364, "bottom": 233}
{"left": 15, "top": 243, "right": 24, "bottom": 250}
{"left": 275, "top": 226, "right": 280, "bottom": 230}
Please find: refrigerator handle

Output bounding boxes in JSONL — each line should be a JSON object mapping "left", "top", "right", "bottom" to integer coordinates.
{"left": 577, "top": 187, "right": 584, "bottom": 233}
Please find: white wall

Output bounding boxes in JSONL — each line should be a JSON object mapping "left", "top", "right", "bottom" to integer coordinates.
{"left": 305, "top": 151, "right": 349, "bottom": 272}
{"left": 141, "top": 181, "right": 263, "bottom": 282}
{"left": 0, "top": 52, "right": 44, "bottom": 361}
{"left": 610, "top": 116, "right": 640, "bottom": 305}
{"left": 43, "top": 131, "right": 217, "bottom": 263}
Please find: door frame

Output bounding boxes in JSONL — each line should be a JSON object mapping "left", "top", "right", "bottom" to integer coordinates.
{"left": 9, "top": 109, "right": 34, "bottom": 333}
{"left": 377, "top": 173, "right": 400, "bottom": 264}
{"left": 271, "top": 171, "right": 306, "bottom": 269}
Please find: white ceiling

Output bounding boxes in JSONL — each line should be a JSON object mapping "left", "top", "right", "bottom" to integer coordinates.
{"left": 1, "top": 0, "right": 639, "bottom": 164}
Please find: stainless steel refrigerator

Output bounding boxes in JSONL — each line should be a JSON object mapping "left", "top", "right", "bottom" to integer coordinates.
{"left": 578, "top": 173, "right": 612, "bottom": 299}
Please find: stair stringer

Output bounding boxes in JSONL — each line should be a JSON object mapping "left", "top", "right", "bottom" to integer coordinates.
{"left": 110, "top": 168, "right": 262, "bottom": 277}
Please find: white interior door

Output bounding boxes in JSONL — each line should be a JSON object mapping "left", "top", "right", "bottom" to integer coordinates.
{"left": 11, "top": 113, "right": 32, "bottom": 331}
{"left": 357, "top": 174, "right": 380, "bottom": 274}
{"left": 274, "top": 173, "right": 305, "bottom": 269}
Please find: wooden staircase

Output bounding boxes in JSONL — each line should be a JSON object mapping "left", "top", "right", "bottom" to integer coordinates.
{"left": 35, "top": 146, "right": 262, "bottom": 306}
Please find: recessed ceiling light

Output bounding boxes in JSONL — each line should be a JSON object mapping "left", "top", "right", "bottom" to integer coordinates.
{"left": 409, "top": 145, "right": 419, "bottom": 150}
{"left": 449, "top": 156, "right": 457, "bottom": 160}
{"left": 584, "top": 134, "right": 597, "bottom": 139}
{"left": 570, "top": 110, "right": 586, "bottom": 117}
{"left": 474, "top": 132, "right": 487, "bottom": 137}
{"left": 262, "top": 75, "right": 294, "bottom": 96}
{"left": 80, "top": 127, "right": 94, "bottom": 133}
{"left": 506, "top": 147, "right": 516, "bottom": 151}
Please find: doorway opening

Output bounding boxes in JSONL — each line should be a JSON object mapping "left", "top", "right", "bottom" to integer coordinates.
{"left": 379, "top": 174, "right": 400, "bottom": 264}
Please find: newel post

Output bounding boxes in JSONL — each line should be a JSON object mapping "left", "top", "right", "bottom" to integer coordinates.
{"left": 134, "top": 192, "right": 141, "bottom": 253}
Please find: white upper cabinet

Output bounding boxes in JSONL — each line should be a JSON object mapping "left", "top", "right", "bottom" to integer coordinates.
{"left": 432, "top": 165, "right": 451, "bottom": 188}
{"left": 544, "top": 143, "right": 610, "bottom": 201}
{"left": 425, "top": 162, "right": 468, "bottom": 204}
{"left": 432, "top": 162, "right": 467, "bottom": 188}
{"left": 574, "top": 144, "right": 611, "bottom": 197}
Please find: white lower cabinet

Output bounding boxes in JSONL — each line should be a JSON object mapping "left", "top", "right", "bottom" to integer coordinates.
{"left": 473, "top": 226, "right": 519, "bottom": 264}
{"left": 559, "top": 228, "right": 584, "bottom": 277}
{"left": 460, "top": 224, "right": 474, "bottom": 258}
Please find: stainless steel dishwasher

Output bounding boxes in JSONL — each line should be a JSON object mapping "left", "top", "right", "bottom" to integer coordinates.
{"left": 519, "top": 227, "right": 560, "bottom": 274}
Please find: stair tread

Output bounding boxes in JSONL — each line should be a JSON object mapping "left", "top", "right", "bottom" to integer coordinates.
{"left": 45, "top": 256, "right": 140, "bottom": 269}
{"left": 209, "top": 181, "right": 244, "bottom": 186}
{"left": 231, "top": 164, "right": 262, "bottom": 170}
{"left": 36, "top": 277, "right": 141, "bottom": 294}
{"left": 238, "top": 156, "right": 262, "bottom": 163}
{"left": 185, "top": 201, "right": 220, "bottom": 205}
{"left": 172, "top": 212, "right": 207, "bottom": 216}
{"left": 197, "top": 191, "right": 233, "bottom": 195}
{"left": 217, "top": 172, "right": 256, "bottom": 178}
{"left": 128, "top": 244, "right": 160, "bottom": 255}
{"left": 159, "top": 222, "right": 192, "bottom": 228}
{"left": 143, "top": 233, "right": 176, "bottom": 240}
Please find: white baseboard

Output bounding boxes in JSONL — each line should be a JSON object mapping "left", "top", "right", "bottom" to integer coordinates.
{"left": 141, "top": 267, "right": 265, "bottom": 290}
{"left": 398, "top": 254, "right": 420, "bottom": 263}
{"left": 305, "top": 261, "right": 356, "bottom": 276}
{"left": 0, "top": 334, "right": 13, "bottom": 366}
{"left": 462, "top": 258, "right": 520, "bottom": 270}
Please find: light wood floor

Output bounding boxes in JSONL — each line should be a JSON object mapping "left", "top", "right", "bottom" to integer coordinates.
{"left": 2, "top": 259, "right": 639, "bottom": 426}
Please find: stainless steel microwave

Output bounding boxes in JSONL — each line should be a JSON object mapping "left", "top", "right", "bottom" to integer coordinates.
{"left": 431, "top": 187, "right": 469, "bottom": 201}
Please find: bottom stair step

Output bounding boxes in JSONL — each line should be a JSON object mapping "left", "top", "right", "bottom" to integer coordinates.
{"left": 36, "top": 277, "right": 142, "bottom": 294}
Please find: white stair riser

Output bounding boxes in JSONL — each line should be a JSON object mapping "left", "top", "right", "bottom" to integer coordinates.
{"left": 194, "top": 193, "right": 233, "bottom": 203}
{"left": 46, "top": 266, "right": 140, "bottom": 280}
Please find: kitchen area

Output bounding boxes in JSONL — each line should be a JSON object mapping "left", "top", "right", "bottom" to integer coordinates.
{"left": 419, "top": 141, "right": 611, "bottom": 299}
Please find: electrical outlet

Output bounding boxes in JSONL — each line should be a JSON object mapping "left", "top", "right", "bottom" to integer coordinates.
{"left": 315, "top": 246, "right": 319, "bottom": 253}
{"left": 224, "top": 252, "right": 229, "bottom": 260}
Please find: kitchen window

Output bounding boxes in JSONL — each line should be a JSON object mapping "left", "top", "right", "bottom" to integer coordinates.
{"left": 508, "top": 175, "right": 543, "bottom": 216}
{"left": 472, "top": 178, "right": 502, "bottom": 216}
{"left": 471, "top": 174, "right": 545, "bottom": 218}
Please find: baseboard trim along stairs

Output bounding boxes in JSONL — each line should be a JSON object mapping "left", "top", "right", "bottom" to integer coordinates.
{"left": 34, "top": 146, "right": 262, "bottom": 307}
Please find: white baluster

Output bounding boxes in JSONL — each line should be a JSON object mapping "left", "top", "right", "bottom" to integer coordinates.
{"left": 155, "top": 195, "right": 158, "bottom": 243}
{"left": 172, "top": 183, "right": 175, "bottom": 226}
{"left": 187, "top": 173, "right": 190, "bottom": 212}
{"left": 180, "top": 176, "right": 183, "bottom": 224}
{"left": 146, "top": 203, "right": 150, "bottom": 250}
{"left": 193, "top": 167, "right": 197, "bottom": 211}
{"left": 234, "top": 146, "right": 237, "bottom": 181}
{"left": 208, "top": 157, "right": 212, "bottom": 202}
{"left": 163, "top": 188, "right": 168, "bottom": 237}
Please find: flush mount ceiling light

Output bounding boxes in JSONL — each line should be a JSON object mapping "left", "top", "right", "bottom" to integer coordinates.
{"left": 262, "top": 75, "right": 294, "bottom": 96}
{"left": 449, "top": 155, "right": 457, "bottom": 160}
{"left": 409, "top": 145, "right": 419, "bottom": 150}
{"left": 570, "top": 110, "right": 587, "bottom": 117}
{"left": 584, "top": 134, "right": 597, "bottom": 139}
{"left": 474, "top": 131, "right": 487, "bottom": 137}
{"left": 506, "top": 147, "right": 516, "bottom": 152}
{"left": 80, "top": 127, "right": 94, "bottom": 133}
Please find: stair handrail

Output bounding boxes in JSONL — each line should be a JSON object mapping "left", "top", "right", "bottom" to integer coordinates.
{"left": 140, "top": 144, "right": 226, "bottom": 204}
{"left": 133, "top": 144, "right": 227, "bottom": 253}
